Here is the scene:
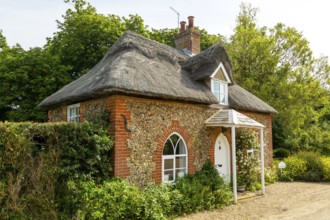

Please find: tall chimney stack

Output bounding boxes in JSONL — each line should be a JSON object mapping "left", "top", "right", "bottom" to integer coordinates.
{"left": 175, "top": 16, "right": 200, "bottom": 55}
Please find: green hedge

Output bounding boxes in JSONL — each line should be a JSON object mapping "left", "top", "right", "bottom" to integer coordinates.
{"left": 0, "top": 122, "right": 233, "bottom": 219}
{"left": 73, "top": 160, "right": 233, "bottom": 219}
{"left": 0, "top": 121, "right": 113, "bottom": 219}
{"left": 277, "top": 151, "right": 330, "bottom": 182}
{"left": 321, "top": 157, "right": 330, "bottom": 181}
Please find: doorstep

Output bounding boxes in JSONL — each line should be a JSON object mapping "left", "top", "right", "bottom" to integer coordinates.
{"left": 237, "top": 191, "right": 263, "bottom": 201}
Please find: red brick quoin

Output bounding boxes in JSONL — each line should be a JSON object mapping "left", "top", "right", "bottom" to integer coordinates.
{"left": 153, "top": 120, "right": 194, "bottom": 184}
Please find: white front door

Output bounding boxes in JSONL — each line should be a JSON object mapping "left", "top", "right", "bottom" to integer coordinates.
{"left": 214, "top": 133, "right": 230, "bottom": 183}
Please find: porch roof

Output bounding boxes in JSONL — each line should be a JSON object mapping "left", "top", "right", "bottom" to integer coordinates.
{"left": 205, "top": 109, "right": 265, "bottom": 129}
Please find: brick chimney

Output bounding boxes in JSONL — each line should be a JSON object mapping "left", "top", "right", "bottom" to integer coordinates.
{"left": 175, "top": 16, "right": 201, "bottom": 55}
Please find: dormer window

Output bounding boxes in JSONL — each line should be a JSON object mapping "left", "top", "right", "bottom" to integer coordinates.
{"left": 210, "top": 62, "right": 230, "bottom": 105}
{"left": 211, "top": 79, "right": 228, "bottom": 105}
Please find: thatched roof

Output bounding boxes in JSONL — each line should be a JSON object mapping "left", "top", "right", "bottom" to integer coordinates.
{"left": 39, "top": 30, "right": 277, "bottom": 114}
{"left": 39, "top": 31, "right": 218, "bottom": 108}
{"left": 183, "top": 44, "right": 234, "bottom": 83}
{"left": 228, "top": 85, "right": 277, "bottom": 114}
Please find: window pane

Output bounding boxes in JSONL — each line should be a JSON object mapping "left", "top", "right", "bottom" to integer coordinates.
{"left": 175, "top": 168, "right": 186, "bottom": 178}
{"left": 220, "top": 94, "right": 225, "bottom": 103}
{"left": 213, "top": 81, "right": 220, "bottom": 92}
{"left": 220, "top": 83, "right": 225, "bottom": 93}
{"left": 170, "top": 134, "right": 179, "bottom": 147}
{"left": 163, "top": 140, "right": 174, "bottom": 155}
{"left": 213, "top": 92, "right": 220, "bottom": 102}
{"left": 164, "top": 170, "right": 174, "bottom": 181}
{"left": 76, "top": 107, "right": 80, "bottom": 116}
{"left": 164, "top": 158, "right": 174, "bottom": 170}
{"left": 176, "top": 139, "right": 186, "bottom": 154}
{"left": 176, "top": 157, "right": 186, "bottom": 169}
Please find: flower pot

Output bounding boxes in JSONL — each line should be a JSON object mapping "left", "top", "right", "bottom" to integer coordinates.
{"left": 237, "top": 185, "right": 246, "bottom": 192}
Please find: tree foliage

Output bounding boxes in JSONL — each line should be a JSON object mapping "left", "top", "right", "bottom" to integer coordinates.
{"left": 0, "top": 45, "right": 71, "bottom": 121}
{"left": 226, "top": 3, "right": 330, "bottom": 153}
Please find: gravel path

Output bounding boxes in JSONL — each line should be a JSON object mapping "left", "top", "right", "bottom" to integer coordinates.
{"left": 176, "top": 182, "right": 330, "bottom": 220}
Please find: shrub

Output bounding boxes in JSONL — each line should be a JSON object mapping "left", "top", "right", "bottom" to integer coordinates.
{"left": 297, "top": 151, "right": 323, "bottom": 181}
{"left": 297, "top": 151, "right": 322, "bottom": 172}
{"left": 265, "top": 163, "right": 278, "bottom": 184}
{"left": 236, "top": 128, "right": 260, "bottom": 189}
{"left": 142, "top": 183, "right": 175, "bottom": 219}
{"left": 0, "top": 122, "right": 113, "bottom": 219}
{"left": 279, "top": 156, "right": 307, "bottom": 181}
{"left": 71, "top": 161, "right": 233, "bottom": 219}
{"left": 320, "top": 157, "right": 330, "bottom": 181}
{"left": 273, "top": 148, "right": 290, "bottom": 159}
{"left": 175, "top": 160, "right": 232, "bottom": 214}
{"left": 76, "top": 179, "right": 145, "bottom": 220}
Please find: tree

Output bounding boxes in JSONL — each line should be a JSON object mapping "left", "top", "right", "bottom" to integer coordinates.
{"left": 149, "top": 28, "right": 178, "bottom": 48}
{"left": 0, "top": 46, "right": 70, "bottom": 121}
{"left": 226, "top": 3, "right": 330, "bottom": 153}
{"left": 47, "top": 0, "right": 149, "bottom": 79}
{"left": 0, "top": 30, "right": 9, "bottom": 50}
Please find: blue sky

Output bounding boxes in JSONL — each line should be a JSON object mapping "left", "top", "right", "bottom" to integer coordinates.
{"left": 1, "top": 0, "right": 329, "bottom": 60}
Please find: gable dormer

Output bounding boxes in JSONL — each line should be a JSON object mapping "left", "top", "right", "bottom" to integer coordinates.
{"left": 183, "top": 43, "right": 234, "bottom": 105}
{"left": 210, "top": 62, "right": 231, "bottom": 105}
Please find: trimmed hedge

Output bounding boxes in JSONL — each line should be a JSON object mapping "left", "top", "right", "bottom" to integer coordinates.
{"left": 0, "top": 122, "right": 113, "bottom": 219}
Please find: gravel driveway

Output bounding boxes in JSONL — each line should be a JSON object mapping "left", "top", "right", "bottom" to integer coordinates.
{"left": 176, "top": 182, "right": 330, "bottom": 220}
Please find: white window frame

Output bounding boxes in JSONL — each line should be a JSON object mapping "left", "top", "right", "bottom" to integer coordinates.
{"left": 67, "top": 103, "right": 80, "bottom": 122}
{"left": 162, "top": 132, "right": 188, "bottom": 183}
{"left": 211, "top": 79, "right": 228, "bottom": 105}
{"left": 210, "top": 62, "right": 230, "bottom": 105}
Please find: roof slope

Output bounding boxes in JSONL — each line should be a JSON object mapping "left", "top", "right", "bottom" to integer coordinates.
{"left": 183, "top": 44, "right": 234, "bottom": 83}
{"left": 228, "top": 85, "right": 278, "bottom": 114}
{"left": 39, "top": 31, "right": 277, "bottom": 114}
{"left": 39, "top": 31, "right": 218, "bottom": 108}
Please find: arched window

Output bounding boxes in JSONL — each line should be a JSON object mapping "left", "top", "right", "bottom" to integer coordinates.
{"left": 162, "top": 133, "right": 187, "bottom": 182}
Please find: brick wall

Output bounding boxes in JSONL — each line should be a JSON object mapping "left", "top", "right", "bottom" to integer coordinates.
{"left": 47, "top": 95, "right": 274, "bottom": 186}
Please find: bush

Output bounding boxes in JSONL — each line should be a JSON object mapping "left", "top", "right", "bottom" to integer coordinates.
{"left": 297, "top": 151, "right": 322, "bottom": 172}
{"left": 71, "top": 161, "right": 233, "bottom": 219}
{"left": 236, "top": 128, "right": 260, "bottom": 189}
{"left": 320, "top": 157, "right": 330, "bottom": 181}
{"left": 278, "top": 156, "right": 307, "bottom": 181}
{"left": 143, "top": 183, "right": 176, "bottom": 219}
{"left": 175, "top": 160, "right": 232, "bottom": 214}
{"left": 76, "top": 179, "right": 145, "bottom": 220}
{"left": 265, "top": 163, "right": 278, "bottom": 184}
{"left": 273, "top": 148, "right": 290, "bottom": 159}
{"left": 297, "top": 151, "right": 323, "bottom": 181}
{"left": 0, "top": 122, "right": 113, "bottom": 219}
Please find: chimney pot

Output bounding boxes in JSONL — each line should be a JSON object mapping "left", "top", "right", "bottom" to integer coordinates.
{"left": 188, "top": 16, "right": 194, "bottom": 30}
{"left": 180, "top": 21, "right": 186, "bottom": 32}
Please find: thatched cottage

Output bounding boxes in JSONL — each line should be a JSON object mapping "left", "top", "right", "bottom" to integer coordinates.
{"left": 39, "top": 17, "right": 276, "bottom": 199}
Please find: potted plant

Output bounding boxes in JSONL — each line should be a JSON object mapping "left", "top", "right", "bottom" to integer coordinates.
{"left": 237, "top": 175, "right": 246, "bottom": 192}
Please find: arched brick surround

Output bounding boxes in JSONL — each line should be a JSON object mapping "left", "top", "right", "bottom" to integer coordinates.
{"left": 153, "top": 120, "right": 194, "bottom": 183}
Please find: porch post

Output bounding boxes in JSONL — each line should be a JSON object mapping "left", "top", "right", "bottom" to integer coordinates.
{"left": 260, "top": 128, "right": 265, "bottom": 195}
{"left": 231, "top": 126, "right": 237, "bottom": 203}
